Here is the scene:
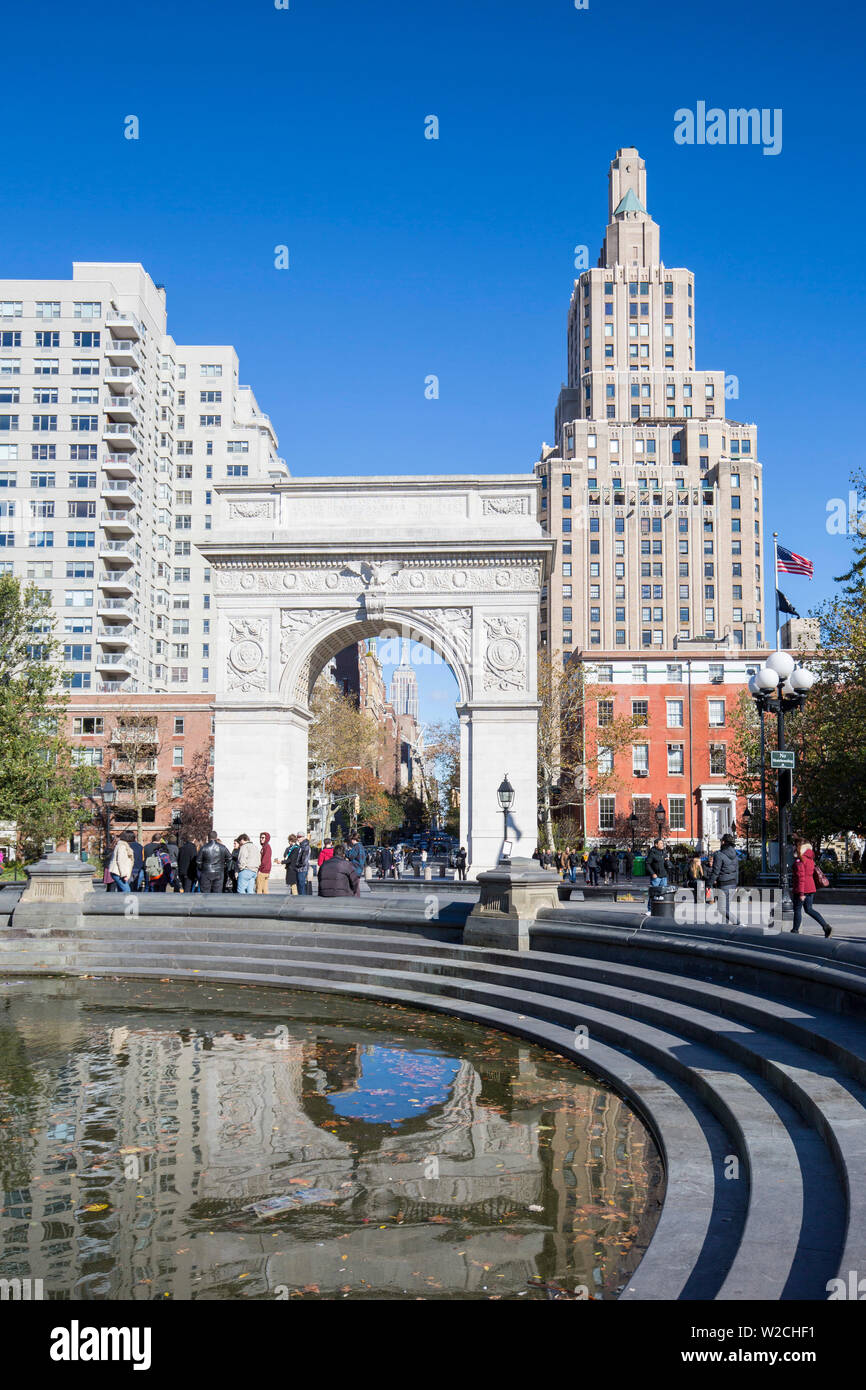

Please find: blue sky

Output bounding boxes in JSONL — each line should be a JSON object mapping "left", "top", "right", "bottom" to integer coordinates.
{"left": 3, "top": 0, "right": 862, "bottom": 722}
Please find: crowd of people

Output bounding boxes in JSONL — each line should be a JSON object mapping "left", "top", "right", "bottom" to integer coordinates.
{"left": 533, "top": 834, "right": 832, "bottom": 937}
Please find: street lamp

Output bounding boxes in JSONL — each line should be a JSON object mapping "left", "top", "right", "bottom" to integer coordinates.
{"left": 655, "top": 801, "right": 666, "bottom": 834}
{"left": 497, "top": 774, "right": 515, "bottom": 860}
{"left": 749, "top": 652, "right": 815, "bottom": 919}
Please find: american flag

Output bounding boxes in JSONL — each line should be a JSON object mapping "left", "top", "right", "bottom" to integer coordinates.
{"left": 777, "top": 544, "right": 813, "bottom": 578}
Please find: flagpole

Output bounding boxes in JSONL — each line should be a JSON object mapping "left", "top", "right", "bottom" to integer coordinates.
{"left": 773, "top": 531, "right": 781, "bottom": 649}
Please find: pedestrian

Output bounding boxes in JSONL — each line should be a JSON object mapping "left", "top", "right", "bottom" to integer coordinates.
{"left": 197, "top": 831, "right": 229, "bottom": 894}
{"left": 256, "top": 832, "right": 273, "bottom": 894}
{"left": 625, "top": 848, "right": 634, "bottom": 878}
{"left": 617, "top": 850, "right": 626, "bottom": 879}
{"left": 318, "top": 838, "right": 335, "bottom": 867}
{"left": 108, "top": 832, "right": 134, "bottom": 893}
{"left": 601, "top": 849, "right": 615, "bottom": 884}
{"left": 166, "top": 838, "right": 179, "bottom": 880}
{"left": 124, "top": 831, "right": 144, "bottom": 890}
{"left": 318, "top": 844, "right": 360, "bottom": 897}
{"left": 146, "top": 840, "right": 173, "bottom": 893}
{"left": 296, "top": 832, "right": 311, "bottom": 896}
{"left": 792, "top": 836, "right": 832, "bottom": 937}
{"left": 706, "top": 832, "right": 739, "bottom": 923}
{"left": 687, "top": 850, "right": 704, "bottom": 903}
{"left": 177, "top": 837, "right": 198, "bottom": 894}
{"left": 345, "top": 834, "right": 367, "bottom": 879}
{"left": 586, "top": 848, "right": 600, "bottom": 886}
{"left": 281, "top": 834, "right": 299, "bottom": 893}
{"left": 227, "top": 837, "right": 241, "bottom": 892}
{"left": 380, "top": 843, "right": 394, "bottom": 879}
{"left": 645, "top": 838, "right": 672, "bottom": 890}
{"left": 235, "top": 834, "right": 258, "bottom": 894}
{"left": 455, "top": 845, "right": 467, "bottom": 881}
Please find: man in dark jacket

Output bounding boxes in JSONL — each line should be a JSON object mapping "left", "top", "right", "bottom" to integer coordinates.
{"left": 646, "top": 839, "right": 672, "bottom": 887}
{"left": 707, "top": 833, "right": 739, "bottom": 922}
{"left": 128, "top": 834, "right": 145, "bottom": 891}
{"left": 318, "top": 845, "right": 360, "bottom": 897}
{"left": 296, "top": 834, "right": 311, "bottom": 896}
{"left": 197, "top": 832, "right": 228, "bottom": 894}
{"left": 345, "top": 835, "right": 367, "bottom": 879}
{"left": 380, "top": 844, "right": 394, "bottom": 878}
{"left": 177, "top": 839, "right": 198, "bottom": 893}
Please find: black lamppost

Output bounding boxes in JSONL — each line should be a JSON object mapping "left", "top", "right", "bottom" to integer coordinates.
{"left": 497, "top": 774, "right": 515, "bottom": 861}
{"left": 743, "top": 806, "right": 752, "bottom": 861}
{"left": 749, "top": 653, "right": 815, "bottom": 920}
{"left": 655, "top": 801, "right": 666, "bottom": 835}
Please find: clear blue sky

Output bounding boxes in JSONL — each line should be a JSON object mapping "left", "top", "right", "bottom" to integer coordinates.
{"left": 3, "top": 0, "right": 862, "bottom": 719}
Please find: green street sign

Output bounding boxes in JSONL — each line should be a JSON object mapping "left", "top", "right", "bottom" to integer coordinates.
{"left": 770, "top": 750, "right": 795, "bottom": 770}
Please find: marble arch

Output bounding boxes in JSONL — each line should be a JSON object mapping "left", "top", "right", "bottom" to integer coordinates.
{"left": 198, "top": 474, "right": 554, "bottom": 872}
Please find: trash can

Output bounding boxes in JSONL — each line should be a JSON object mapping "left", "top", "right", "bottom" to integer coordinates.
{"left": 632, "top": 854, "right": 646, "bottom": 877}
{"left": 648, "top": 885, "right": 677, "bottom": 920}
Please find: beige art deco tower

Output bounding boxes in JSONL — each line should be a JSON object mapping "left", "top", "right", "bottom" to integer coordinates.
{"left": 536, "top": 149, "right": 764, "bottom": 657}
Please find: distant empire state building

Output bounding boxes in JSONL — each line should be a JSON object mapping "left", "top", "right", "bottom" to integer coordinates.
{"left": 388, "top": 639, "right": 419, "bottom": 721}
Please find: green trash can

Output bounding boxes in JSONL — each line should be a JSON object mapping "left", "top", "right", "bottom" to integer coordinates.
{"left": 632, "top": 854, "right": 646, "bottom": 877}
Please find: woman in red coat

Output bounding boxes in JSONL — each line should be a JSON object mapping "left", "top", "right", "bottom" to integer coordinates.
{"left": 791, "top": 837, "right": 831, "bottom": 937}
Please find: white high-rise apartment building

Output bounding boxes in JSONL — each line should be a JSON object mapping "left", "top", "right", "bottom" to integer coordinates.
{"left": 536, "top": 149, "right": 765, "bottom": 658}
{"left": 0, "top": 263, "right": 284, "bottom": 694}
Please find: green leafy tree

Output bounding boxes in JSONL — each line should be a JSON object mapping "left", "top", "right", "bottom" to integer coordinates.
{"left": 0, "top": 576, "right": 98, "bottom": 858}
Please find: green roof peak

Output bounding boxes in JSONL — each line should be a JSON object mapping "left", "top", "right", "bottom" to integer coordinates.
{"left": 614, "top": 188, "right": 646, "bottom": 216}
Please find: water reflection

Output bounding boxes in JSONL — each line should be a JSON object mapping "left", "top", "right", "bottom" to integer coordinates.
{"left": 0, "top": 980, "right": 662, "bottom": 1300}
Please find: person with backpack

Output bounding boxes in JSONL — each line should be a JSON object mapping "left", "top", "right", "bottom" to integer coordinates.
{"left": 146, "top": 840, "right": 173, "bottom": 893}
{"left": 197, "top": 832, "right": 228, "bottom": 894}
{"left": 455, "top": 845, "right": 468, "bottom": 881}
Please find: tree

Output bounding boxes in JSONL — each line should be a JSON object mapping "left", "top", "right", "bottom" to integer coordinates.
{"left": 106, "top": 706, "right": 161, "bottom": 841}
{"left": 536, "top": 650, "right": 635, "bottom": 851}
{"left": 307, "top": 677, "right": 379, "bottom": 827}
{"left": 0, "top": 576, "right": 98, "bottom": 857}
{"left": 424, "top": 719, "right": 459, "bottom": 832}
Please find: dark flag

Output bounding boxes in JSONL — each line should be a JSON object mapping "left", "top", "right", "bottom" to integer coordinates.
{"left": 776, "top": 589, "right": 800, "bottom": 619}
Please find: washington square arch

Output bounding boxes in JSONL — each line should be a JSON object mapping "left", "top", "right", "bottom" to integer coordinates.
{"left": 199, "top": 473, "right": 553, "bottom": 872}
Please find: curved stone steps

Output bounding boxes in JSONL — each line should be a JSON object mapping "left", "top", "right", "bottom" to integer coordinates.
{"left": 12, "top": 919, "right": 866, "bottom": 1300}
{"left": 73, "top": 940, "right": 851, "bottom": 1301}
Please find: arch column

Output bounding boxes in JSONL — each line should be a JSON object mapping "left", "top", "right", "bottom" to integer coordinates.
{"left": 213, "top": 701, "right": 312, "bottom": 844}
{"left": 459, "top": 701, "right": 539, "bottom": 872}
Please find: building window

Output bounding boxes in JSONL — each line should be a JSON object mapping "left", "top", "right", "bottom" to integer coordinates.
{"left": 708, "top": 699, "right": 725, "bottom": 726}
{"left": 174, "top": 717, "right": 185, "bottom": 735}
{"left": 597, "top": 699, "right": 614, "bottom": 726}
{"left": 598, "top": 795, "right": 615, "bottom": 832}
{"left": 667, "top": 743, "right": 684, "bottom": 775}
{"left": 666, "top": 699, "right": 684, "bottom": 728}
{"left": 669, "top": 796, "right": 686, "bottom": 831}
{"left": 666, "top": 663, "right": 683, "bottom": 682}
{"left": 632, "top": 744, "right": 649, "bottom": 775}
{"left": 631, "top": 699, "right": 649, "bottom": 726}
{"left": 709, "top": 743, "right": 727, "bottom": 775}
{"left": 73, "top": 716, "right": 103, "bottom": 735}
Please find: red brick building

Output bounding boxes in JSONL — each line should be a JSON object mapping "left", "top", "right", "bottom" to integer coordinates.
{"left": 577, "top": 649, "right": 766, "bottom": 849}
{"left": 64, "top": 693, "right": 214, "bottom": 855}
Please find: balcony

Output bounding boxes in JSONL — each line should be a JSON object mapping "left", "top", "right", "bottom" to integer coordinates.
{"left": 98, "top": 570, "right": 135, "bottom": 594}
{"left": 103, "top": 363, "right": 138, "bottom": 385}
{"left": 104, "top": 339, "right": 142, "bottom": 366}
{"left": 102, "top": 421, "right": 140, "bottom": 450}
{"left": 103, "top": 453, "right": 137, "bottom": 479}
{"left": 103, "top": 393, "right": 140, "bottom": 422}
{"left": 96, "top": 651, "right": 138, "bottom": 675}
{"left": 98, "top": 679, "right": 136, "bottom": 693}
{"left": 98, "top": 539, "right": 134, "bottom": 563}
{"left": 109, "top": 725, "right": 157, "bottom": 746}
{"left": 116, "top": 788, "right": 157, "bottom": 807}
{"left": 112, "top": 758, "right": 157, "bottom": 777}
{"left": 98, "top": 624, "right": 133, "bottom": 644}
{"left": 101, "top": 479, "right": 136, "bottom": 504}
{"left": 96, "top": 598, "right": 134, "bottom": 620}
{"left": 106, "top": 310, "right": 143, "bottom": 339}
{"left": 101, "top": 509, "right": 136, "bottom": 536}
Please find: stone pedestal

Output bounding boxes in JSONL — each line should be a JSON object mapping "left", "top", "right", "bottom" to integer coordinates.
{"left": 464, "top": 856, "right": 561, "bottom": 950}
{"left": 12, "top": 851, "right": 96, "bottom": 931}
